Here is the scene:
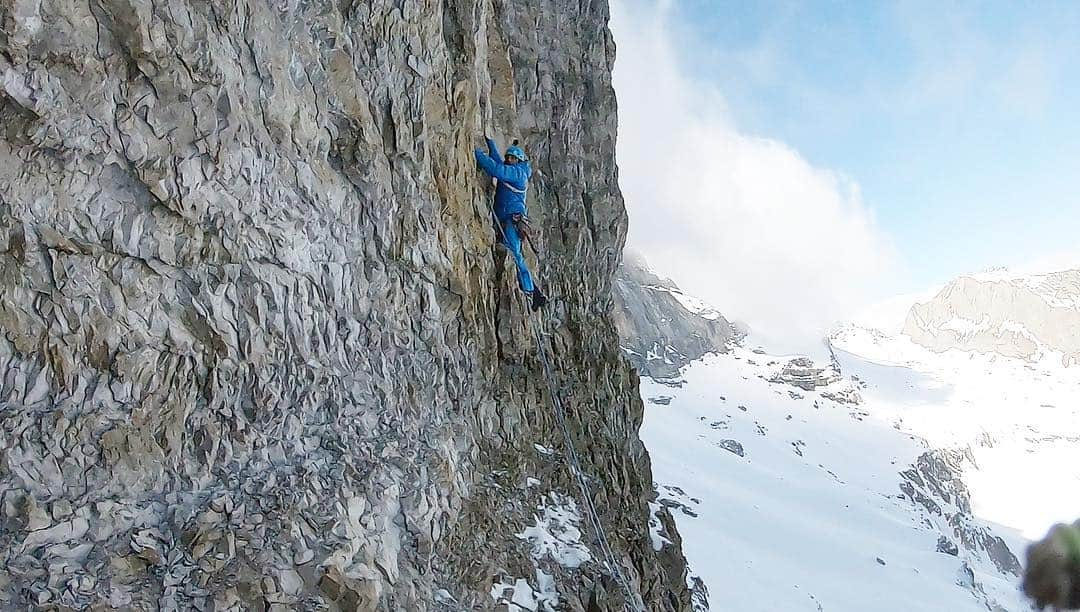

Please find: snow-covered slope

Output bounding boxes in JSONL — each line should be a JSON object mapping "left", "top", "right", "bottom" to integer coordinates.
{"left": 903, "top": 269, "right": 1080, "bottom": 366}
{"left": 834, "top": 323, "right": 1080, "bottom": 542}
{"left": 641, "top": 347, "right": 1028, "bottom": 611}
{"left": 623, "top": 265, "right": 1080, "bottom": 611}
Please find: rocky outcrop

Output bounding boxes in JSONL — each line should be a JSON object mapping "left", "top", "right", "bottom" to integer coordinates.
{"left": 768, "top": 357, "right": 842, "bottom": 392}
{"left": 612, "top": 252, "right": 735, "bottom": 378}
{"left": 0, "top": 1, "right": 690, "bottom": 610}
{"left": 899, "top": 450, "right": 1021, "bottom": 577}
{"left": 903, "top": 270, "right": 1080, "bottom": 366}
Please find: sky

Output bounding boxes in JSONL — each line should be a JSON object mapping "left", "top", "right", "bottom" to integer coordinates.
{"left": 609, "top": 0, "right": 1080, "bottom": 347}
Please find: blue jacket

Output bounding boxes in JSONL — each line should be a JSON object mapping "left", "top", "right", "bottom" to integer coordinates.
{"left": 475, "top": 138, "right": 532, "bottom": 221}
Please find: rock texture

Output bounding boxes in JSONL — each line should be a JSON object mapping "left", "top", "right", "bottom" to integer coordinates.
{"left": 0, "top": 1, "right": 690, "bottom": 610}
{"left": 768, "top": 357, "right": 841, "bottom": 392}
{"left": 899, "top": 449, "right": 1021, "bottom": 577}
{"left": 612, "top": 252, "right": 735, "bottom": 379}
{"left": 904, "top": 270, "right": 1080, "bottom": 366}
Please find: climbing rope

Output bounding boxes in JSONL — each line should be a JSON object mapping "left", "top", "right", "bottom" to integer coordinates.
{"left": 490, "top": 208, "right": 645, "bottom": 612}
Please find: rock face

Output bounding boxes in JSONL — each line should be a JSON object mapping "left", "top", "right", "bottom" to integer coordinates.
{"left": 903, "top": 270, "right": 1080, "bottom": 366}
{"left": 769, "top": 357, "right": 841, "bottom": 392}
{"left": 0, "top": 1, "right": 690, "bottom": 610}
{"left": 899, "top": 450, "right": 1021, "bottom": 577}
{"left": 612, "top": 252, "right": 735, "bottom": 378}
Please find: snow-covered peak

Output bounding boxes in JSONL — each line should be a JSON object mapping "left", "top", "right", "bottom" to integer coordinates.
{"left": 902, "top": 268, "right": 1080, "bottom": 367}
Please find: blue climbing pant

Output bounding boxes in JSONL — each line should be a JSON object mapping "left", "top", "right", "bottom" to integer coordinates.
{"left": 501, "top": 218, "right": 535, "bottom": 293}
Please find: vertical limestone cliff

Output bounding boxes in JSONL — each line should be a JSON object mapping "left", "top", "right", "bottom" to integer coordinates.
{"left": 0, "top": 0, "right": 690, "bottom": 610}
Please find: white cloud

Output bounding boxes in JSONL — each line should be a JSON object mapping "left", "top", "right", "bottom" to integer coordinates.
{"left": 1013, "top": 249, "right": 1080, "bottom": 277}
{"left": 611, "top": 0, "right": 896, "bottom": 350}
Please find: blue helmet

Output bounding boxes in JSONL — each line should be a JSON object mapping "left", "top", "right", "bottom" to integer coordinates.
{"left": 506, "top": 145, "right": 528, "bottom": 161}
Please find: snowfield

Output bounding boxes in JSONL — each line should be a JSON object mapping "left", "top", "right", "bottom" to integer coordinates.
{"left": 626, "top": 266, "right": 1080, "bottom": 611}
{"left": 641, "top": 342, "right": 1039, "bottom": 611}
{"left": 834, "top": 324, "right": 1080, "bottom": 542}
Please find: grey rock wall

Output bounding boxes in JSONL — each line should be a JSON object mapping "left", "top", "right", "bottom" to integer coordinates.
{"left": 0, "top": 0, "right": 690, "bottom": 609}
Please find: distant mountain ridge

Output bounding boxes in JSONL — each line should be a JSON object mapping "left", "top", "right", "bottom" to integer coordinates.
{"left": 612, "top": 253, "right": 740, "bottom": 378}
{"left": 903, "top": 269, "right": 1080, "bottom": 366}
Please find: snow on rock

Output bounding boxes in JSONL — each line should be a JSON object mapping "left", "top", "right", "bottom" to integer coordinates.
{"left": 648, "top": 501, "right": 673, "bottom": 552}
{"left": 833, "top": 322, "right": 1080, "bottom": 542}
{"left": 490, "top": 569, "right": 559, "bottom": 612}
{"left": 516, "top": 494, "right": 592, "bottom": 569}
{"left": 612, "top": 253, "right": 737, "bottom": 377}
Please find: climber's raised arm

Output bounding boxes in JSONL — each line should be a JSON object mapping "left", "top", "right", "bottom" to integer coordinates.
{"left": 473, "top": 137, "right": 505, "bottom": 178}
{"left": 474, "top": 144, "right": 530, "bottom": 186}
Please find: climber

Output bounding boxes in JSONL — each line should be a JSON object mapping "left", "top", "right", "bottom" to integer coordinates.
{"left": 474, "top": 136, "right": 547, "bottom": 311}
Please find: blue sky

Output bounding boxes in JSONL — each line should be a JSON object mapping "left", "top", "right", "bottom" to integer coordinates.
{"left": 623, "top": 0, "right": 1080, "bottom": 294}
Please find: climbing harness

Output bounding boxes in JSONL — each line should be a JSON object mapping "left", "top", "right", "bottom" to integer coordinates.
{"left": 489, "top": 206, "right": 645, "bottom": 612}
{"left": 510, "top": 213, "right": 539, "bottom": 256}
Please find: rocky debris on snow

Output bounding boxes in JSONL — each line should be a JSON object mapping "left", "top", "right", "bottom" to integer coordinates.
{"left": 937, "top": 536, "right": 960, "bottom": 556}
{"left": 822, "top": 388, "right": 863, "bottom": 405}
{"left": 770, "top": 357, "right": 842, "bottom": 391}
{"left": 658, "top": 487, "right": 700, "bottom": 519}
{"left": 717, "top": 439, "right": 745, "bottom": 457}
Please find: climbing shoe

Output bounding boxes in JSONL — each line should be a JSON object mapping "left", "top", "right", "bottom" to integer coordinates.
{"left": 530, "top": 288, "right": 548, "bottom": 311}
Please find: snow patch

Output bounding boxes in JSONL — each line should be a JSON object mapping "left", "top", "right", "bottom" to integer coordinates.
{"left": 940, "top": 316, "right": 992, "bottom": 336}
{"left": 644, "top": 284, "right": 725, "bottom": 321}
{"left": 648, "top": 501, "right": 672, "bottom": 551}
{"left": 516, "top": 493, "right": 591, "bottom": 568}
{"left": 533, "top": 443, "right": 555, "bottom": 456}
{"left": 490, "top": 569, "right": 559, "bottom": 611}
